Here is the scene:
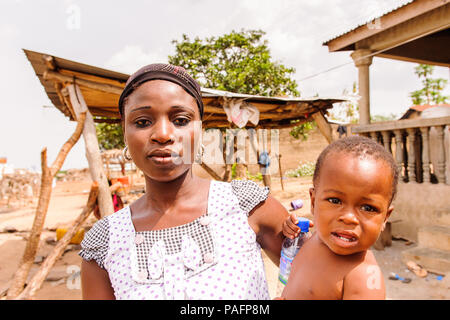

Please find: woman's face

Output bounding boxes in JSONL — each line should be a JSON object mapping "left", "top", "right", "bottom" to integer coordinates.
{"left": 122, "top": 80, "right": 202, "bottom": 182}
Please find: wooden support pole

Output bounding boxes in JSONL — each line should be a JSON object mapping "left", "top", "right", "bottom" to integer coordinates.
{"left": 15, "top": 182, "right": 99, "bottom": 300}
{"left": 7, "top": 113, "right": 86, "bottom": 299}
{"left": 311, "top": 112, "right": 333, "bottom": 144}
{"left": 67, "top": 84, "right": 114, "bottom": 218}
{"left": 278, "top": 154, "right": 284, "bottom": 191}
{"left": 258, "top": 129, "right": 271, "bottom": 188}
{"left": 200, "top": 162, "right": 222, "bottom": 181}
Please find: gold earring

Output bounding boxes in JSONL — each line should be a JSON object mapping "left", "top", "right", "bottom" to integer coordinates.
{"left": 123, "top": 145, "right": 132, "bottom": 161}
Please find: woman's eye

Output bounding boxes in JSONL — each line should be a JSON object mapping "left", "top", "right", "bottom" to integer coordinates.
{"left": 173, "top": 117, "right": 190, "bottom": 126}
{"left": 361, "top": 204, "right": 378, "bottom": 213}
{"left": 327, "top": 198, "right": 341, "bottom": 205}
{"left": 135, "top": 119, "right": 151, "bottom": 128}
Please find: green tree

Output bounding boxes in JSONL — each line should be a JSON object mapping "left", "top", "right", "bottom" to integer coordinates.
{"left": 170, "top": 29, "right": 310, "bottom": 140}
{"left": 370, "top": 113, "right": 398, "bottom": 122}
{"left": 409, "top": 64, "right": 448, "bottom": 105}
{"left": 95, "top": 121, "right": 124, "bottom": 151}
{"left": 289, "top": 120, "right": 316, "bottom": 140}
{"left": 168, "top": 29, "right": 300, "bottom": 97}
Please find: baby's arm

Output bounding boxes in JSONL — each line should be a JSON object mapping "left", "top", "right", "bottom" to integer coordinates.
{"left": 342, "top": 261, "right": 386, "bottom": 300}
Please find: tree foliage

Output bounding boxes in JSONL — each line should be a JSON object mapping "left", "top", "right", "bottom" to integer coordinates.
{"left": 168, "top": 29, "right": 300, "bottom": 97}
{"left": 96, "top": 29, "right": 305, "bottom": 149}
{"left": 170, "top": 29, "right": 309, "bottom": 140}
{"left": 95, "top": 121, "right": 124, "bottom": 151}
{"left": 409, "top": 64, "right": 448, "bottom": 105}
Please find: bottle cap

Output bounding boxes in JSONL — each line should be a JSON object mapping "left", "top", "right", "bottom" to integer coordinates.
{"left": 290, "top": 199, "right": 303, "bottom": 210}
{"left": 296, "top": 217, "right": 310, "bottom": 233}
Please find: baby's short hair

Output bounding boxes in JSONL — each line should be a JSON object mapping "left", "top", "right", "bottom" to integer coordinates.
{"left": 313, "top": 135, "right": 399, "bottom": 203}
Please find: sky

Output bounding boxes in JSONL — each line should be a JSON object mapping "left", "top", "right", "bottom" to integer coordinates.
{"left": 0, "top": 0, "right": 449, "bottom": 171}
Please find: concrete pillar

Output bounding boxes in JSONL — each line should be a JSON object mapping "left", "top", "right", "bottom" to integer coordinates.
{"left": 351, "top": 49, "right": 373, "bottom": 125}
{"left": 435, "top": 125, "right": 446, "bottom": 184}
{"left": 394, "top": 129, "right": 404, "bottom": 179}
{"left": 407, "top": 128, "right": 417, "bottom": 183}
{"left": 420, "top": 127, "right": 431, "bottom": 183}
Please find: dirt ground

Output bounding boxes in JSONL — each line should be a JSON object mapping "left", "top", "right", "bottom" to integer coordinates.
{"left": 0, "top": 174, "right": 448, "bottom": 300}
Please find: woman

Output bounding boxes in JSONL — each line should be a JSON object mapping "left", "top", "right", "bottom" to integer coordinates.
{"left": 79, "top": 63, "right": 291, "bottom": 300}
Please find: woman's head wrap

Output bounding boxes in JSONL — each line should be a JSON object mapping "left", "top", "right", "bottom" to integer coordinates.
{"left": 118, "top": 63, "right": 204, "bottom": 119}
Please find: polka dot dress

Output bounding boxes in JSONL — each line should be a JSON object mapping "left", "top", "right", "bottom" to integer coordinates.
{"left": 80, "top": 180, "right": 270, "bottom": 300}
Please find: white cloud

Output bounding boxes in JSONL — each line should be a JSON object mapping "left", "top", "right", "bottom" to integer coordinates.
{"left": 0, "top": 23, "right": 19, "bottom": 38}
{"left": 104, "top": 45, "right": 169, "bottom": 74}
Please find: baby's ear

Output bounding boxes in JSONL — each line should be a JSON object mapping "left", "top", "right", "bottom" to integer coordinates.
{"left": 309, "top": 188, "right": 315, "bottom": 216}
{"left": 386, "top": 205, "right": 394, "bottom": 221}
{"left": 381, "top": 205, "right": 394, "bottom": 231}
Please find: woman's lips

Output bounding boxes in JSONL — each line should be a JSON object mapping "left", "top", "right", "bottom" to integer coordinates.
{"left": 147, "top": 151, "right": 182, "bottom": 166}
{"left": 149, "top": 155, "right": 174, "bottom": 165}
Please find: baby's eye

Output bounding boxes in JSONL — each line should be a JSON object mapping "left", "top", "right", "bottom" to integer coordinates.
{"left": 361, "top": 204, "right": 379, "bottom": 213}
{"left": 135, "top": 119, "right": 151, "bottom": 128}
{"left": 173, "top": 117, "right": 190, "bottom": 126}
{"left": 327, "top": 198, "right": 341, "bottom": 205}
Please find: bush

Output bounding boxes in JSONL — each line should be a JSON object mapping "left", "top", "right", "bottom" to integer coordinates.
{"left": 285, "top": 161, "right": 315, "bottom": 177}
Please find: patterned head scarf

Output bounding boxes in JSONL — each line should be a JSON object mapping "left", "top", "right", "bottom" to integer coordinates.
{"left": 118, "top": 63, "right": 204, "bottom": 119}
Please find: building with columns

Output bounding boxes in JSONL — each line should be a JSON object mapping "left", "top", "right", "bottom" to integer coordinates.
{"left": 324, "top": 0, "right": 450, "bottom": 274}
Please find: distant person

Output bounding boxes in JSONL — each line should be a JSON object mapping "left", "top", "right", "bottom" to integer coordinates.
{"left": 79, "top": 63, "right": 302, "bottom": 300}
{"left": 281, "top": 136, "right": 398, "bottom": 300}
{"left": 93, "top": 179, "right": 124, "bottom": 220}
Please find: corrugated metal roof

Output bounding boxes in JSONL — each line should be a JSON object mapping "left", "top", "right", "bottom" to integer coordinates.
{"left": 200, "top": 87, "right": 346, "bottom": 104}
{"left": 322, "top": 0, "right": 414, "bottom": 45}
{"left": 23, "top": 49, "right": 346, "bottom": 128}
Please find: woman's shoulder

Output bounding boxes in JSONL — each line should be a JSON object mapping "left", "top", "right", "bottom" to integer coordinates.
{"left": 78, "top": 207, "right": 130, "bottom": 269}
{"left": 228, "top": 179, "right": 270, "bottom": 215}
{"left": 79, "top": 216, "right": 111, "bottom": 269}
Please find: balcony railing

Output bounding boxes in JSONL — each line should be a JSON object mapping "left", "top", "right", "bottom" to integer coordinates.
{"left": 351, "top": 116, "right": 450, "bottom": 184}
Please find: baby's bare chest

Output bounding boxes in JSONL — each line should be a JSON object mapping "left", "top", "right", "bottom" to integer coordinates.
{"left": 284, "top": 241, "right": 353, "bottom": 300}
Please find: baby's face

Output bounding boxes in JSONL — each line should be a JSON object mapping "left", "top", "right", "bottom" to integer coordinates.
{"left": 310, "top": 152, "right": 394, "bottom": 255}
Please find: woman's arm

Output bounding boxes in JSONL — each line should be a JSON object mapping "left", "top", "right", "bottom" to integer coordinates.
{"left": 248, "top": 195, "right": 290, "bottom": 266}
{"left": 81, "top": 260, "right": 116, "bottom": 300}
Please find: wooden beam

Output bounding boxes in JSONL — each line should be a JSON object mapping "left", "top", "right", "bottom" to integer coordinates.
{"left": 67, "top": 84, "right": 114, "bottom": 218}
{"left": 93, "top": 118, "right": 121, "bottom": 124}
{"left": 44, "top": 70, "right": 123, "bottom": 95}
{"left": 311, "top": 111, "right": 333, "bottom": 144}
{"left": 377, "top": 53, "right": 450, "bottom": 68}
{"left": 351, "top": 116, "right": 450, "bottom": 133}
{"left": 15, "top": 182, "right": 99, "bottom": 300}
{"left": 199, "top": 162, "right": 223, "bottom": 181}
{"left": 6, "top": 113, "right": 86, "bottom": 299}
{"left": 43, "top": 55, "right": 57, "bottom": 71}
{"left": 54, "top": 82, "right": 77, "bottom": 120}
{"left": 358, "top": 5, "right": 450, "bottom": 53}
{"left": 59, "top": 69, "right": 126, "bottom": 88}
{"left": 325, "top": 0, "right": 448, "bottom": 51}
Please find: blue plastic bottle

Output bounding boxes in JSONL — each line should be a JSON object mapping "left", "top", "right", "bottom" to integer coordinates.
{"left": 276, "top": 217, "right": 310, "bottom": 296}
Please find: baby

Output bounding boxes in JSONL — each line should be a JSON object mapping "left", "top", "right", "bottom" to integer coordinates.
{"left": 281, "top": 135, "right": 398, "bottom": 300}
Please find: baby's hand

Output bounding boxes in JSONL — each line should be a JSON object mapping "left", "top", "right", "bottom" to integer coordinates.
{"left": 283, "top": 213, "right": 301, "bottom": 239}
{"left": 282, "top": 213, "right": 314, "bottom": 239}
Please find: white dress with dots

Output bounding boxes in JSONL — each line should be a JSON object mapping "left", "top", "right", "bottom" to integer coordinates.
{"left": 80, "top": 180, "right": 271, "bottom": 300}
